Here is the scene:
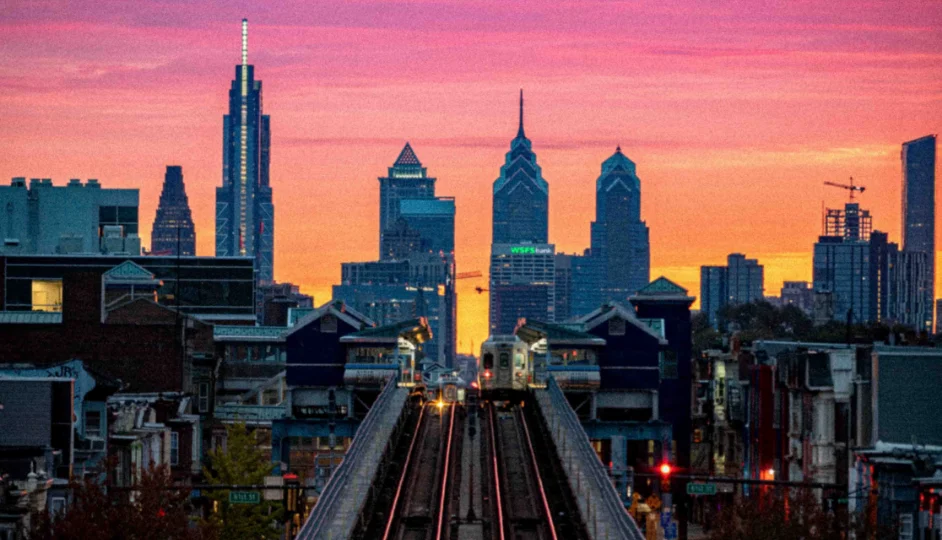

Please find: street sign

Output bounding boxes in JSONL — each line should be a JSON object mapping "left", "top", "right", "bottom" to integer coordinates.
{"left": 686, "top": 482, "right": 717, "bottom": 496}
{"left": 229, "top": 491, "right": 261, "bottom": 504}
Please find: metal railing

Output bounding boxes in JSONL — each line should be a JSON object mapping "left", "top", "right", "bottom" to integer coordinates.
{"left": 536, "top": 377, "right": 645, "bottom": 540}
{"left": 297, "top": 376, "right": 407, "bottom": 539}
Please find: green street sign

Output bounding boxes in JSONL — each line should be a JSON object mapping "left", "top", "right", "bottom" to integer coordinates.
{"left": 229, "top": 491, "right": 261, "bottom": 504}
{"left": 686, "top": 483, "right": 717, "bottom": 496}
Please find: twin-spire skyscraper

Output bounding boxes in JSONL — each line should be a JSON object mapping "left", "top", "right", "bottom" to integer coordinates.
{"left": 216, "top": 19, "right": 274, "bottom": 284}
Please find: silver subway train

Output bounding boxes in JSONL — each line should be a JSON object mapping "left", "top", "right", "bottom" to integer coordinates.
{"left": 479, "top": 335, "right": 530, "bottom": 395}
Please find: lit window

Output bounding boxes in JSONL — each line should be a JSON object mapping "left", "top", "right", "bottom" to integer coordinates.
{"left": 31, "top": 280, "right": 63, "bottom": 312}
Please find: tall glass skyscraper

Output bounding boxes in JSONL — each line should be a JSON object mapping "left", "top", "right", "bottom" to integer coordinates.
{"left": 216, "top": 19, "right": 274, "bottom": 284}
{"left": 379, "top": 143, "right": 435, "bottom": 259}
{"left": 489, "top": 92, "right": 552, "bottom": 333}
{"left": 589, "top": 147, "right": 650, "bottom": 302}
{"left": 151, "top": 166, "right": 195, "bottom": 256}
{"left": 491, "top": 91, "right": 548, "bottom": 245}
{"left": 901, "top": 135, "right": 936, "bottom": 332}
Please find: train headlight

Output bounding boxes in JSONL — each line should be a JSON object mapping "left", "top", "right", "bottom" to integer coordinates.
{"left": 483, "top": 370, "right": 492, "bottom": 379}
{"left": 515, "top": 371, "right": 523, "bottom": 378}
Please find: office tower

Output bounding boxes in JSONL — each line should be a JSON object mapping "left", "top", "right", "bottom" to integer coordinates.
{"left": 382, "top": 197, "right": 455, "bottom": 260}
{"left": 333, "top": 253, "right": 455, "bottom": 363}
{"left": 489, "top": 92, "right": 553, "bottom": 333}
{"left": 151, "top": 166, "right": 196, "bottom": 256}
{"left": 589, "top": 147, "right": 651, "bottom": 303}
{"left": 335, "top": 144, "right": 457, "bottom": 365}
{"left": 901, "top": 135, "right": 936, "bottom": 332}
{"left": 488, "top": 244, "right": 556, "bottom": 334}
{"left": 216, "top": 19, "right": 274, "bottom": 283}
{"left": 700, "top": 266, "right": 728, "bottom": 328}
{"left": 936, "top": 299, "right": 942, "bottom": 334}
{"left": 727, "top": 253, "right": 764, "bottom": 304}
{"left": 0, "top": 177, "right": 139, "bottom": 255}
{"left": 491, "top": 91, "right": 548, "bottom": 245}
{"left": 379, "top": 143, "right": 436, "bottom": 259}
{"left": 554, "top": 253, "right": 576, "bottom": 321}
{"left": 698, "top": 254, "right": 762, "bottom": 328}
{"left": 780, "top": 281, "right": 813, "bottom": 314}
{"left": 813, "top": 203, "right": 874, "bottom": 324}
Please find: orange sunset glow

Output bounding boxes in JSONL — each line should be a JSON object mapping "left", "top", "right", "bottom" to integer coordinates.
{"left": 2, "top": 1, "right": 940, "bottom": 352}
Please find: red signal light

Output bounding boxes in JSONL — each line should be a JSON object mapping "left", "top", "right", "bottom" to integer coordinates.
{"left": 659, "top": 463, "right": 672, "bottom": 476}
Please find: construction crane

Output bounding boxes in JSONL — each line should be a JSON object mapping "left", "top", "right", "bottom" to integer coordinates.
{"left": 824, "top": 177, "right": 866, "bottom": 200}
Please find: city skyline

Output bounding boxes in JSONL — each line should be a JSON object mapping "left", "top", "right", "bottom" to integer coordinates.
{"left": 2, "top": 1, "right": 940, "bottom": 351}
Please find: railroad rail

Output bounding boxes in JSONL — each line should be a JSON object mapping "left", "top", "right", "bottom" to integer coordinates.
{"left": 383, "top": 402, "right": 460, "bottom": 540}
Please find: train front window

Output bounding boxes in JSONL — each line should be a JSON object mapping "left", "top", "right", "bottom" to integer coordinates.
{"left": 499, "top": 353, "right": 509, "bottom": 368}
{"left": 483, "top": 353, "right": 494, "bottom": 370}
{"left": 514, "top": 353, "right": 524, "bottom": 368}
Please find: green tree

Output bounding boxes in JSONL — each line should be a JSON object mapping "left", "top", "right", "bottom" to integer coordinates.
{"left": 202, "top": 423, "right": 283, "bottom": 539}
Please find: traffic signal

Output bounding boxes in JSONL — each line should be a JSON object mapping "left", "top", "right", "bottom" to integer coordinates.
{"left": 659, "top": 463, "right": 673, "bottom": 492}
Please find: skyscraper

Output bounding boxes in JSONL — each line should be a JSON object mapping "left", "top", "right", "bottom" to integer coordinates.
{"left": 491, "top": 91, "right": 548, "bottom": 245}
{"left": 151, "top": 166, "right": 195, "bottom": 256}
{"left": 699, "top": 266, "right": 728, "bottom": 327}
{"left": 726, "top": 253, "right": 764, "bottom": 304}
{"left": 813, "top": 203, "right": 874, "bottom": 324}
{"left": 489, "top": 91, "right": 552, "bottom": 333}
{"left": 901, "top": 135, "right": 936, "bottom": 332}
{"left": 489, "top": 244, "right": 556, "bottom": 334}
{"left": 379, "top": 143, "right": 435, "bottom": 259}
{"left": 335, "top": 144, "right": 457, "bottom": 365}
{"left": 589, "top": 147, "right": 651, "bottom": 302}
{"left": 216, "top": 19, "right": 274, "bottom": 283}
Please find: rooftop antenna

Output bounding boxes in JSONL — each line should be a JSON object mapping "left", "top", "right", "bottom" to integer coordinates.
{"left": 517, "top": 89, "right": 525, "bottom": 138}
{"left": 824, "top": 176, "right": 866, "bottom": 201}
{"left": 241, "top": 19, "right": 248, "bottom": 66}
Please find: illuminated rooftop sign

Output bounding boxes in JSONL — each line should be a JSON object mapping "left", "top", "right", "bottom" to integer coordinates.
{"left": 510, "top": 246, "right": 553, "bottom": 255}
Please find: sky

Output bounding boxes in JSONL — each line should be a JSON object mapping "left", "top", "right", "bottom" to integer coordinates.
{"left": 2, "top": 0, "right": 940, "bottom": 352}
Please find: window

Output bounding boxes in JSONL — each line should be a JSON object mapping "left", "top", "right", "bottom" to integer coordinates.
{"left": 608, "top": 318, "right": 626, "bottom": 336}
{"left": 31, "top": 279, "right": 63, "bottom": 312}
{"left": 85, "top": 410, "right": 102, "bottom": 438}
{"left": 660, "top": 350, "right": 678, "bottom": 379}
{"left": 170, "top": 432, "right": 179, "bottom": 466}
{"left": 198, "top": 382, "right": 210, "bottom": 413}
{"left": 499, "top": 353, "right": 510, "bottom": 368}
{"left": 320, "top": 315, "right": 337, "bottom": 333}
{"left": 50, "top": 497, "right": 66, "bottom": 518}
{"left": 482, "top": 353, "right": 493, "bottom": 370}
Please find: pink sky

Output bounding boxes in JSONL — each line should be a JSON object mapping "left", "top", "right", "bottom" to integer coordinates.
{"left": 2, "top": 0, "right": 940, "bottom": 351}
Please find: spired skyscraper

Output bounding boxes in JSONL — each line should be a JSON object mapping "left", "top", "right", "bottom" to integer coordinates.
{"left": 216, "top": 19, "right": 274, "bottom": 284}
{"left": 489, "top": 91, "right": 554, "bottom": 333}
{"left": 151, "top": 166, "right": 196, "bottom": 256}
{"left": 491, "top": 91, "right": 548, "bottom": 244}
